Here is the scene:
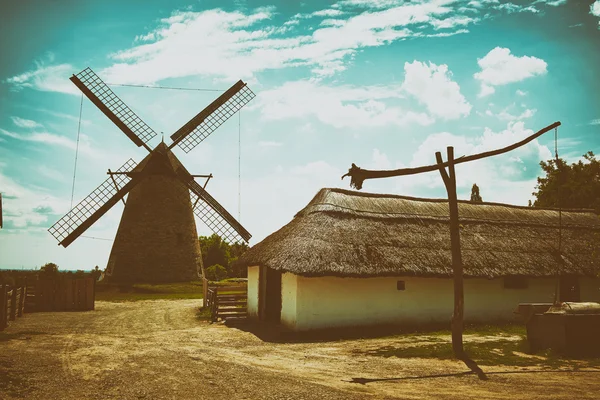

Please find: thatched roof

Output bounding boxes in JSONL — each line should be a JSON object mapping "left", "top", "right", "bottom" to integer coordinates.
{"left": 237, "top": 188, "right": 600, "bottom": 278}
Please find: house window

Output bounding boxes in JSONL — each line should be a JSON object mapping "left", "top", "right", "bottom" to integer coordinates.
{"left": 504, "top": 276, "right": 528, "bottom": 289}
{"left": 397, "top": 281, "right": 405, "bottom": 291}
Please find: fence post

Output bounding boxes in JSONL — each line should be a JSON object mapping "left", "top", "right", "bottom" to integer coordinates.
{"left": 10, "top": 286, "right": 18, "bottom": 321}
{"left": 18, "top": 285, "right": 26, "bottom": 317}
{"left": 203, "top": 278, "right": 208, "bottom": 308}
{"left": 0, "top": 285, "right": 6, "bottom": 331}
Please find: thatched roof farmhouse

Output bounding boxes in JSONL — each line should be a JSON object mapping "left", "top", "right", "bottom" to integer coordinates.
{"left": 238, "top": 188, "right": 600, "bottom": 331}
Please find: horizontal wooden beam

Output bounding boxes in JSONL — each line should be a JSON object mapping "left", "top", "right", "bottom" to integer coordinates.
{"left": 342, "top": 121, "right": 561, "bottom": 189}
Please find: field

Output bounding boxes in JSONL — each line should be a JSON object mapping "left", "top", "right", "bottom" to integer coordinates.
{"left": 2, "top": 292, "right": 600, "bottom": 399}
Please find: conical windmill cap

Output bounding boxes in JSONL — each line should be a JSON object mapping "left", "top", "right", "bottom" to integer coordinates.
{"left": 131, "top": 142, "right": 193, "bottom": 178}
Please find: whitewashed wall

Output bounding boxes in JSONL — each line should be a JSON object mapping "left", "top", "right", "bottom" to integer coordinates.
{"left": 247, "top": 266, "right": 259, "bottom": 318}
{"left": 247, "top": 267, "right": 600, "bottom": 331}
{"left": 280, "top": 273, "right": 298, "bottom": 329}
{"left": 288, "top": 275, "right": 600, "bottom": 331}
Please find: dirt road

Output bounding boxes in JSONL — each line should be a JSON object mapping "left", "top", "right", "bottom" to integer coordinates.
{"left": 1, "top": 300, "right": 599, "bottom": 399}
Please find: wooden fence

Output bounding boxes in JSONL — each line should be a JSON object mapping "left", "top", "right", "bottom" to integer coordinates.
{"left": 30, "top": 278, "right": 95, "bottom": 312}
{"left": 0, "top": 283, "right": 27, "bottom": 332}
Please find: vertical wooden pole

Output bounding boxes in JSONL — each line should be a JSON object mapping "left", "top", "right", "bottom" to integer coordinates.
{"left": 0, "top": 284, "right": 6, "bottom": 330}
{"left": 436, "top": 147, "right": 486, "bottom": 379}
{"left": 10, "top": 286, "right": 17, "bottom": 321}
{"left": 18, "top": 285, "right": 26, "bottom": 317}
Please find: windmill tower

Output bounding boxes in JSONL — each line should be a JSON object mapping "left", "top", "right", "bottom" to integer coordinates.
{"left": 48, "top": 68, "right": 254, "bottom": 283}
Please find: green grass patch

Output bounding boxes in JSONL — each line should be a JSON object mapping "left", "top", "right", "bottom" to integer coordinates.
{"left": 95, "top": 281, "right": 204, "bottom": 302}
{"left": 358, "top": 323, "right": 600, "bottom": 369}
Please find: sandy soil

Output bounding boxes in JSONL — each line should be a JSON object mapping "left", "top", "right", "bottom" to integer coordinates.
{"left": 1, "top": 300, "right": 599, "bottom": 400}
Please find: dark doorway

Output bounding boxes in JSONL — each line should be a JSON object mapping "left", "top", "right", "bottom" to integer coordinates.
{"left": 560, "top": 276, "right": 580, "bottom": 302}
{"left": 263, "top": 267, "right": 282, "bottom": 322}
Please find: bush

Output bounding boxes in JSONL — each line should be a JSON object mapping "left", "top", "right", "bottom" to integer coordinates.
{"left": 39, "top": 262, "right": 59, "bottom": 279}
{"left": 205, "top": 264, "right": 227, "bottom": 281}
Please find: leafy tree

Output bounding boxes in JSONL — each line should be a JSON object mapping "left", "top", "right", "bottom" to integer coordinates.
{"left": 199, "top": 234, "right": 230, "bottom": 272}
{"left": 533, "top": 152, "right": 600, "bottom": 212}
{"left": 198, "top": 234, "right": 249, "bottom": 278}
{"left": 205, "top": 264, "right": 227, "bottom": 281}
{"left": 40, "top": 262, "right": 59, "bottom": 275}
{"left": 470, "top": 184, "right": 483, "bottom": 203}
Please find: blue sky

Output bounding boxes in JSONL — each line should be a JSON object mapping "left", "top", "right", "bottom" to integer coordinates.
{"left": 1, "top": 0, "right": 599, "bottom": 270}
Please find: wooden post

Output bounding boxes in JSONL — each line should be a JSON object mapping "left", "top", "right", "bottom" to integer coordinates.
{"left": 0, "top": 284, "right": 7, "bottom": 330}
{"left": 436, "top": 147, "right": 486, "bottom": 379}
{"left": 10, "top": 286, "right": 17, "bottom": 321}
{"left": 18, "top": 286, "right": 26, "bottom": 317}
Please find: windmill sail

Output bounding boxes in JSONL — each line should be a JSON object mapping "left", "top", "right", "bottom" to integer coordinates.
{"left": 169, "top": 80, "right": 255, "bottom": 153}
{"left": 48, "top": 159, "right": 138, "bottom": 247}
{"left": 182, "top": 177, "right": 251, "bottom": 244}
{"left": 70, "top": 68, "right": 157, "bottom": 148}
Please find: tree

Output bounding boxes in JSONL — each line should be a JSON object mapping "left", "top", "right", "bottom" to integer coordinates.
{"left": 40, "top": 262, "right": 59, "bottom": 276}
{"left": 198, "top": 234, "right": 249, "bottom": 278}
{"left": 205, "top": 264, "right": 227, "bottom": 281}
{"left": 199, "top": 234, "right": 230, "bottom": 273}
{"left": 470, "top": 184, "right": 483, "bottom": 203}
{"left": 533, "top": 152, "right": 600, "bottom": 212}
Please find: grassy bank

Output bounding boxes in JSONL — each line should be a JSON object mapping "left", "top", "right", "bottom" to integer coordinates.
{"left": 95, "top": 281, "right": 205, "bottom": 302}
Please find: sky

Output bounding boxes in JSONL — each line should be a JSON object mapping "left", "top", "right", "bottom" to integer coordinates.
{"left": 0, "top": 0, "right": 599, "bottom": 270}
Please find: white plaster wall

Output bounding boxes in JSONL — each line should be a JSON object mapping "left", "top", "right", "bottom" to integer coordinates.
{"left": 291, "top": 275, "right": 562, "bottom": 331}
{"left": 280, "top": 273, "right": 298, "bottom": 330}
{"left": 247, "top": 266, "right": 259, "bottom": 318}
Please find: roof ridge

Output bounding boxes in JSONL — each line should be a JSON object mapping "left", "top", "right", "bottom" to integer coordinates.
{"left": 319, "top": 187, "right": 598, "bottom": 214}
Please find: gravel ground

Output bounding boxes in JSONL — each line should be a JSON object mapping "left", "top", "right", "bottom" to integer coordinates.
{"left": 1, "top": 299, "right": 599, "bottom": 400}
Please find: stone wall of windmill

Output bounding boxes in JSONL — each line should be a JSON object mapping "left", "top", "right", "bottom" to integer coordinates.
{"left": 106, "top": 148, "right": 203, "bottom": 283}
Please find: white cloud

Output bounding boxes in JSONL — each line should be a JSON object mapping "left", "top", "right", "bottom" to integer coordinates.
{"left": 255, "top": 80, "right": 433, "bottom": 128}
{"left": 0, "top": 128, "right": 97, "bottom": 157}
{"left": 37, "top": 165, "right": 67, "bottom": 183}
{"left": 591, "top": 1, "right": 600, "bottom": 27}
{"left": 402, "top": 61, "right": 472, "bottom": 120}
{"left": 474, "top": 47, "right": 547, "bottom": 97}
{"left": 11, "top": 116, "right": 44, "bottom": 129}
{"left": 5, "top": 63, "right": 79, "bottom": 95}
{"left": 391, "top": 121, "right": 552, "bottom": 204}
{"left": 534, "top": 0, "right": 567, "bottom": 6}
{"left": 589, "top": 119, "right": 600, "bottom": 125}
{"left": 516, "top": 89, "right": 527, "bottom": 96}
{"left": 99, "top": 3, "right": 477, "bottom": 84}
{"left": 497, "top": 108, "right": 537, "bottom": 121}
{"left": 0, "top": 169, "right": 67, "bottom": 230}
{"left": 430, "top": 15, "right": 478, "bottom": 30}
{"left": 312, "top": 9, "right": 346, "bottom": 17}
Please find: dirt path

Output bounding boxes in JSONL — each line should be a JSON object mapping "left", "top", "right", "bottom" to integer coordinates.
{"left": 1, "top": 300, "right": 599, "bottom": 399}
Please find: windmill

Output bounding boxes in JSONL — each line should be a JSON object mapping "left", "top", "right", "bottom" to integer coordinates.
{"left": 48, "top": 68, "right": 255, "bottom": 283}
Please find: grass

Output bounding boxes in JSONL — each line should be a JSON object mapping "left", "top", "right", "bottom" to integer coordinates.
{"left": 94, "top": 278, "right": 247, "bottom": 302}
{"left": 357, "top": 323, "right": 600, "bottom": 369}
{"left": 95, "top": 281, "right": 205, "bottom": 302}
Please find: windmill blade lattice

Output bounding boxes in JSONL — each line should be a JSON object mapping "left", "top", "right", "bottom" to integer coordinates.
{"left": 48, "top": 159, "right": 137, "bottom": 244}
{"left": 185, "top": 179, "right": 251, "bottom": 244}
{"left": 71, "top": 68, "right": 157, "bottom": 147}
{"left": 170, "top": 80, "right": 255, "bottom": 153}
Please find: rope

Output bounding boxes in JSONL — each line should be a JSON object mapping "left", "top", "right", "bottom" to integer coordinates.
{"left": 106, "top": 83, "right": 224, "bottom": 92}
{"left": 238, "top": 110, "right": 241, "bottom": 222}
{"left": 555, "top": 126, "right": 562, "bottom": 254}
{"left": 554, "top": 126, "right": 563, "bottom": 304}
{"left": 69, "top": 94, "right": 84, "bottom": 231}
{"left": 81, "top": 235, "right": 113, "bottom": 241}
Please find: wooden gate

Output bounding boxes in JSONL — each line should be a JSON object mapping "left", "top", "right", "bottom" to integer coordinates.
{"left": 30, "top": 278, "right": 95, "bottom": 312}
